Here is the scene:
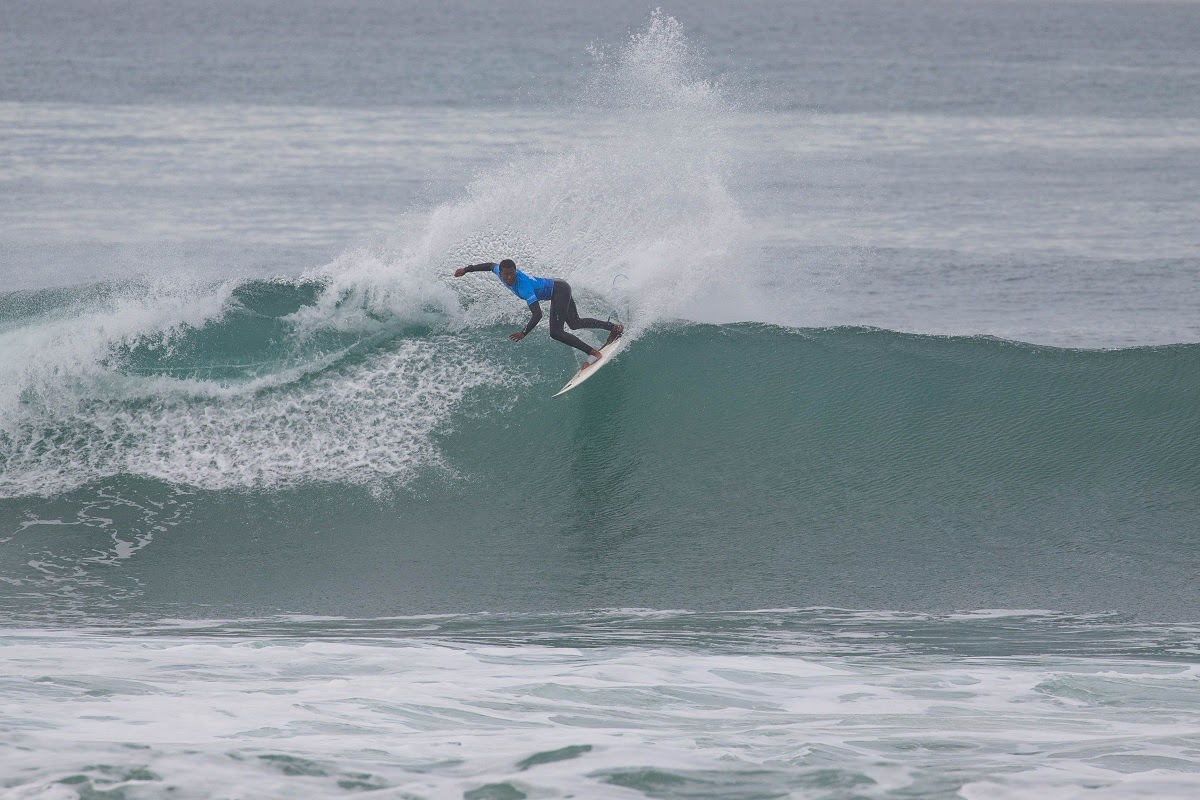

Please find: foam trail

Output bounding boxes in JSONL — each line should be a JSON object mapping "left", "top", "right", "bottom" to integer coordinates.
{"left": 0, "top": 335, "right": 515, "bottom": 498}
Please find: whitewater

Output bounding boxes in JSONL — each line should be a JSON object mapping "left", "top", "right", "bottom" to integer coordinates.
{"left": 3, "top": 2, "right": 1200, "bottom": 798}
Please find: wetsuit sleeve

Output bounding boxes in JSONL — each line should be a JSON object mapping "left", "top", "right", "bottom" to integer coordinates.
{"left": 462, "top": 262, "right": 495, "bottom": 273}
{"left": 522, "top": 301, "right": 543, "bottom": 335}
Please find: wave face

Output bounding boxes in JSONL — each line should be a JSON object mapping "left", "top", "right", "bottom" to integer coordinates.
{"left": 2, "top": 293, "right": 1198, "bottom": 621}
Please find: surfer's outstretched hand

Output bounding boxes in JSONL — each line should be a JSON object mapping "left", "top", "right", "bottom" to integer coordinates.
{"left": 453, "top": 267, "right": 467, "bottom": 277}
{"left": 509, "top": 332, "right": 525, "bottom": 342}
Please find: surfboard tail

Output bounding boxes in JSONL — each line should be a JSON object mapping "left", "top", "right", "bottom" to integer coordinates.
{"left": 553, "top": 339, "right": 625, "bottom": 397}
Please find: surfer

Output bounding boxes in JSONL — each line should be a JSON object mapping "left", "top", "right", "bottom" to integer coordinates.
{"left": 454, "top": 259, "right": 623, "bottom": 368}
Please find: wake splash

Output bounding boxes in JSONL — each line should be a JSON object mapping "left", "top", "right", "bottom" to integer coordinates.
{"left": 0, "top": 12, "right": 745, "bottom": 498}
{"left": 302, "top": 10, "right": 742, "bottom": 335}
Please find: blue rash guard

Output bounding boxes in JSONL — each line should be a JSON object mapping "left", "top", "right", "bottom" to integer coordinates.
{"left": 461, "top": 260, "right": 617, "bottom": 353}
{"left": 493, "top": 264, "right": 554, "bottom": 306}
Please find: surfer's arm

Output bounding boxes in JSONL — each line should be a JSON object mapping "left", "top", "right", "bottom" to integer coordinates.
{"left": 522, "top": 301, "right": 542, "bottom": 335}
{"left": 454, "top": 262, "right": 496, "bottom": 277}
{"left": 510, "top": 302, "right": 542, "bottom": 341}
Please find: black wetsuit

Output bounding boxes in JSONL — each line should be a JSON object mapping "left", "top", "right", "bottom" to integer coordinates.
{"left": 545, "top": 279, "right": 613, "bottom": 356}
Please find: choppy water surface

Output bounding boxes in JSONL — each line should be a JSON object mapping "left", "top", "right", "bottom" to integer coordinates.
{"left": 5, "top": 611, "right": 1200, "bottom": 799}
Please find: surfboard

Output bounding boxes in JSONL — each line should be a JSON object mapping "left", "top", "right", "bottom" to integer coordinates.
{"left": 553, "top": 338, "right": 625, "bottom": 397}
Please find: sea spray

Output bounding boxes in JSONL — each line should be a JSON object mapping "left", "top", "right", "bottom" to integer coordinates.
{"left": 301, "top": 10, "right": 746, "bottom": 337}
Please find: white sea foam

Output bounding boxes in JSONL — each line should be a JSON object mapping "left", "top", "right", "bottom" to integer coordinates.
{"left": 0, "top": 334, "right": 514, "bottom": 498}
{"left": 3, "top": 625, "right": 1199, "bottom": 799}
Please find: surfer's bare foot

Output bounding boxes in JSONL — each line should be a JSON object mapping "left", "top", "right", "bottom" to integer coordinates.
{"left": 581, "top": 351, "right": 602, "bottom": 369}
{"left": 605, "top": 324, "right": 624, "bottom": 345}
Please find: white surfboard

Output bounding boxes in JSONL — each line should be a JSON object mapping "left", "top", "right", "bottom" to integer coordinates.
{"left": 553, "top": 338, "right": 625, "bottom": 397}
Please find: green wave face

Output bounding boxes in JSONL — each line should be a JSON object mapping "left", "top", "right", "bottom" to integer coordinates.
{"left": 2, "top": 282, "right": 1197, "bottom": 622}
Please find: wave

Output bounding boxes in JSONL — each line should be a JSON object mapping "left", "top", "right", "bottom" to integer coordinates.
{"left": 2, "top": 279, "right": 1197, "bottom": 502}
{"left": 2, "top": 300, "right": 1198, "bottom": 620}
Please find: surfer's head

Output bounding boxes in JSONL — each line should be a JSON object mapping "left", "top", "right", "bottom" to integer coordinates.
{"left": 498, "top": 259, "right": 517, "bottom": 286}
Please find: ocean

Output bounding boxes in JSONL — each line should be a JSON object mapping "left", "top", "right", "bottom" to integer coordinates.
{"left": 2, "top": 1, "right": 1199, "bottom": 797}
